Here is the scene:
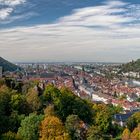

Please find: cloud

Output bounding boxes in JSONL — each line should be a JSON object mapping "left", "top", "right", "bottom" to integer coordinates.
{"left": 0, "top": 8, "right": 13, "bottom": 20}
{"left": 0, "top": 12, "right": 38, "bottom": 24}
{"left": 0, "top": 0, "right": 26, "bottom": 6}
{"left": 57, "top": 1, "right": 134, "bottom": 29}
{"left": 0, "top": 0, "right": 140, "bottom": 62}
{"left": 103, "top": 0, "right": 128, "bottom": 7}
{"left": 0, "top": 0, "right": 28, "bottom": 22}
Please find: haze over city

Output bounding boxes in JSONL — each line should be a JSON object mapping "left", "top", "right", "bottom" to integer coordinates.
{"left": 0, "top": 0, "right": 140, "bottom": 62}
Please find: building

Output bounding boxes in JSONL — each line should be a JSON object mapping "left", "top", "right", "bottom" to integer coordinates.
{"left": 0, "top": 66, "right": 2, "bottom": 78}
{"left": 113, "top": 112, "right": 132, "bottom": 127}
{"left": 113, "top": 110, "right": 140, "bottom": 127}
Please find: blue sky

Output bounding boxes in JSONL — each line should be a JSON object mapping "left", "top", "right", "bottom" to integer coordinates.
{"left": 0, "top": 0, "right": 140, "bottom": 62}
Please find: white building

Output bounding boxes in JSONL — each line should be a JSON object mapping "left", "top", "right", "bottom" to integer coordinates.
{"left": 92, "top": 93, "right": 108, "bottom": 103}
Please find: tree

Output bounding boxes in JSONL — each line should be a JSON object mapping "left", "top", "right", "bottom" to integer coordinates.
{"left": 56, "top": 87, "right": 93, "bottom": 124}
{"left": 93, "top": 104, "right": 109, "bottom": 113}
{"left": 87, "top": 125, "right": 110, "bottom": 140}
{"left": 14, "top": 81, "right": 23, "bottom": 93}
{"left": 108, "top": 104, "right": 123, "bottom": 114}
{"left": 127, "top": 112, "right": 140, "bottom": 131}
{"left": 1, "top": 131, "right": 21, "bottom": 140}
{"left": 72, "top": 97, "right": 93, "bottom": 124}
{"left": 43, "top": 84, "right": 61, "bottom": 103}
{"left": 130, "top": 124, "right": 140, "bottom": 140}
{"left": 0, "top": 85, "right": 11, "bottom": 134}
{"left": 9, "top": 111, "right": 25, "bottom": 132}
{"left": 10, "top": 94, "right": 29, "bottom": 114}
{"left": 18, "top": 113, "right": 44, "bottom": 140}
{"left": 39, "top": 116, "right": 70, "bottom": 140}
{"left": 0, "top": 85, "right": 11, "bottom": 115}
{"left": 26, "top": 88, "right": 41, "bottom": 112}
{"left": 65, "top": 115, "right": 84, "bottom": 140}
{"left": 122, "top": 128, "right": 131, "bottom": 140}
{"left": 0, "top": 79, "right": 5, "bottom": 87}
{"left": 95, "top": 111, "right": 112, "bottom": 133}
{"left": 93, "top": 104, "right": 113, "bottom": 134}
{"left": 44, "top": 104, "right": 55, "bottom": 117}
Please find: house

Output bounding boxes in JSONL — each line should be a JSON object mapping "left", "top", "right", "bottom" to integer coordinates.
{"left": 113, "top": 112, "right": 133, "bottom": 127}
{"left": 113, "top": 110, "right": 140, "bottom": 127}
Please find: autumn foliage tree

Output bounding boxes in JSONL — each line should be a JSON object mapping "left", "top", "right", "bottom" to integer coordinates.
{"left": 0, "top": 79, "right": 128, "bottom": 140}
{"left": 39, "top": 116, "right": 70, "bottom": 140}
{"left": 44, "top": 104, "right": 55, "bottom": 117}
{"left": 122, "top": 128, "right": 131, "bottom": 140}
{"left": 26, "top": 88, "right": 42, "bottom": 112}
{"left": 130, "top": 124, "right": 140, "bottom": 140}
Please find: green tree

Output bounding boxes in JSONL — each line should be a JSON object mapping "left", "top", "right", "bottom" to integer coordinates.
{"left": 56, "top": 88, "right": 93, "bottom": 124}
{"left": 87, "top": 125, "right": 111, "bottom": 140}
{"left": 137, "top": 98, "right": 140, "bottom": 102}
{"left": 65, "top": 115, "right": 82, "bottom": 140}
{"left": 43, "top": 84, "right": 61, "bottom": 103}
{"left": 108, "top": 104, "right": 123, "bottom": 114}
{"left": 0, "top": 79, "right": 5, "bottom": 87}
{"left": 18, "top": 113, "right": 44, "bottom": 140}
{"left": 1, "top": 131, "right": 22, "bottom": 140}
{"left": 95, "top": 111, "right": 112, "bottom": 133}
{"left": 0, "top": 85, "right": 11, "bottom": 134}
{"left": 127, "top": 112, "right": 140, "bottom": 131}
{"left": 9, "top": 111, "right": 25, "bottom": 132}
{"left": 93, "top": 104, "right": 113, "bottom": 134}
{"left": 10, "top": 94, "right": 29, "bottom": 114}
{"left": 0, "top": 85, "right": 11, "bottom": 115}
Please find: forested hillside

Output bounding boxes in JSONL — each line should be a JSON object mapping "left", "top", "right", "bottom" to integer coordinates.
{"left": 120, "top": 59, "right": 140, "bottom": 72}
{"left": 0, "top": 57, "right": 20, "bottom": 72}
{"left": 0, "top": 78, "right": 140, "bottom": 140}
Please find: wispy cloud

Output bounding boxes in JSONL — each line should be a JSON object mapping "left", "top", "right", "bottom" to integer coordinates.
{"left": 0, "top": 0, "right": 140, "bottom": 62}
{"left": 0, "top": 0, "right": 35, "bottom": 22}
{"left": 57, "top": 0, "right": 136, "bottom": 30}
{"left": 0, "top": 0, "right": 26, "bottom": 6}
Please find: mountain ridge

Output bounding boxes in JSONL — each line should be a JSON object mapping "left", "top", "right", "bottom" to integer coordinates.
{"left": 0, "top": 57, "right": 20, "bottom": 72}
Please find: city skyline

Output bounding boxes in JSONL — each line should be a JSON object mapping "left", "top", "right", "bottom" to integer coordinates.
{"left": 0, "top": 0, "right": 140, "bottom": 62}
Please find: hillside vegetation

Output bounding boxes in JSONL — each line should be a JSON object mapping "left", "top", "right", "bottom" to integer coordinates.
{"left": 0, "top": 78, "right": 125, "bottom": 140}
{"left": 120, "top": 59, "right": 140, "bottom": 72}
{"left": 0, "top": 57, "right": 20, "bottom": 72}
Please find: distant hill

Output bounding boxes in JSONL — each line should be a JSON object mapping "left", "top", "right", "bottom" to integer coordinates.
{"left": 120, "top": 59, "right": 140, "bottom": 72}
{"left": 0, "top": 57, "right": 20, "bottom": 72}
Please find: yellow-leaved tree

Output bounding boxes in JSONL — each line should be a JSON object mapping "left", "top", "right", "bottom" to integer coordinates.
{"left": 39, "top": 116, "right": 70, "bottom": 140}
{"left": 122, "top": 128, "right": 131, "bottom": 140}
{"left": 130, "top": 124, "right": 140, "bottom": 140}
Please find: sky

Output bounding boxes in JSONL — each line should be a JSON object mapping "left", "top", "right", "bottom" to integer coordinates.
{"left": 0, "top": 0, "right": 140, "bottom": 62}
